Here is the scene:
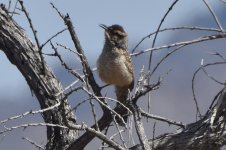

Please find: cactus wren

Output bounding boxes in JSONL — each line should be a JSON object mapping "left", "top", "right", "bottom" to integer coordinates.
{"left": 97, "top": 24, "right": 134, "bottom": 125}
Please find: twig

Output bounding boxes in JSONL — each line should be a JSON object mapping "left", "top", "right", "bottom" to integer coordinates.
{"left": 100, "top": 125, "right": 110, "bottom": 150}
{"left": 64, "top": 121, "right": 125, "bottom": 150}
{"left": 40, "top": 28, "right": 67, "bottom": 49}
{"left": 71, "top": 98, "right": 91, "bottom": 113}
{"left": 1, "top": 123, "right": 67, "bottom": 135}
{"left": 131, "top": 33, "right": 226, "bottom": 56}
{"left": 0, "top": 101, "right": 61, "bottom": 125}
{"left": 55, "top": 79, "right": 81, "bottom": 97}
{"left": 210, "top": 85, "right": 226, "bottom": 125}
{"left": 140, "top": 109, "right": 185, "bottom": 128}
{"left": 113, "top": 116, "right": 127, "bottom": 148}
{"left": 56, "top": 42, "right": 83, "bottom": 59}
{"left": 81, "top": 87, "right": 127, "bottom": 127}
{"left": 18, "top": 0, "right": 45, "bottom": 73}
{"left": 202, "top": 0, "right": 224, "bottom": 32}
{"left": 147, "top": 1, "right": 179, "bottom": 115}
{"left": 10, "top": 0, "right": 19, "bottom": 17}
{"left": 7, "top": 0, "right": 11, "bottom": 11}
{"left": 201, "top": 59, "right": 224, "bottom": 85}
{"left": 151, "top": 0, "right": 180, "bottom": 49}
{"left": 192, "top": 61, "right": 226, "bottom": 119}
{"left": 208, "top": 51, "right": 226, "bottom": 61}
{"left": 205, "top": 89, "right": 223, "bottom": 115}
{"left": 22, "top": 137, "right": 44, "bottom": 150}
{"left": 148, "top": 0, "right": 180, "bottom": 72}
{"left": 109, "top": 129, "right": 126, "bottom": 141}
{"left": 84, "top": 127, "right": 125, "bottom": 150}
{"left": 150, "top": 44, "right": 185, "bottom": 77}
{"left": 152, "top": 122, "right": 156, "bottom": 150}
{"left": 90, "top": 99, "right": 100, "bottom": 131}
{"left": 50, "top": 42, "right": 85, "bottom": 82}
{"left": 5, "top": 121, "right": 125, "bottom": 150}
{"left": 132, "top": 26, "right": 221, "bottom": 53}
{"left": 50, "top": 2, "right": 64, "bottom": 19}
{"left": 133, "top": 76, "right": 162, "bottom": 104}
{"left": 103, "top": 97, "right": 132, "bottom": 115}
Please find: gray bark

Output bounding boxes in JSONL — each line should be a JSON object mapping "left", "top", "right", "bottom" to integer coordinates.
{"left": 0, "top": 5, "right": 77, "bottom": 150}
{"left": 130, "top": 86, "right": 226, "bottom": 150}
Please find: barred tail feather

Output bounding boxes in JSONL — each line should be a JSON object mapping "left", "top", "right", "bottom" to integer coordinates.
{"left": 115, "top": 86, "right": 130, "bottom": 125}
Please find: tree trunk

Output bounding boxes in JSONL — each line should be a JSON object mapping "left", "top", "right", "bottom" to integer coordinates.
{"left": 0, "top": 5, "right": 77, "bottom": 150}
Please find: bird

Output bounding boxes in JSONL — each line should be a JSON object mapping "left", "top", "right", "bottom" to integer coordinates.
{"left": 97, "top": 24, "right": 134, "bottom": 125}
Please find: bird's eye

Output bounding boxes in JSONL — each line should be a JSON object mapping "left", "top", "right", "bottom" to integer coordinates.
{"left": 113, "top": 30, "right": 124, "bottom": 38}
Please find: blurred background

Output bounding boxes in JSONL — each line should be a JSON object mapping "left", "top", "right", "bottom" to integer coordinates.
{"left": 0, "top": 0, "right": 226, "bottom": 149}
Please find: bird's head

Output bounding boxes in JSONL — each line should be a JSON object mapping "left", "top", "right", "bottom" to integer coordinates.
{"left": 99, "top": 24, "right": 128, "bottom": 48}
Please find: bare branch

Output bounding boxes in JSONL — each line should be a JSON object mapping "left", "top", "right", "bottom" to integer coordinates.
{"left": 208, "top": 51, "right": 226, "bottom": 61}
{"left": 148, "top": 0, "right": 180, "bottom": 73}
{"left": 22, "top": 137, "right": 45, "bottom": 150}
{"left": 90, "top": 99, "right": 100, "bottom": 131}
{"left": 0, "top": 100, "right": 61, "bottom": 125}
{"left": 50, "top": 42, "right": 85, "bottom": 82}
{"left": 152, "top": 122, "right": 156, "bottom": 150}
{"left": 202, "top": 0, "right": 224, "bottom": 32}
{"left": 1, "top": 123, "right": 67, "bottom": 135}
{"left": 140, "top": 109, "right": 185, "bottom": 128}
{"left": 201, "top": 59, "right": 225, "bottom": 85}
{"left": 18, "top": 0, "right": 45, "bottom": 73}
{"left": 132, "top": 33, "right": 226, "bottom": 56}
{"left": 132, "top": 106, "right": 150, "bottom": 150}
{"left": 192, "top": 61, "right": 226, "bottom": 119}
{"left": 40, "top": 28, "right": 67, "bottom": 49}
{"left": 0, "top": 6, "right": 78, "bottom": 149}
{"left": 132, "top": 26, "right": 221, "bottom": 53}
{"left": 81, "top": 87, "right": 127, "bottom": 126}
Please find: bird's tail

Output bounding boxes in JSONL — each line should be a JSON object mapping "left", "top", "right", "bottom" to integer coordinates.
{"left": 115, "top": 86, "right": 131, "bottom": 126}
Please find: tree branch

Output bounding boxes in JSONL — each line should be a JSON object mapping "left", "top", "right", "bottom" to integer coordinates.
{"left": 0, "top": 5, "right": 77, "bottom": 150}
{"left": 130, "top": 85, "right": 226, "bottom": 150}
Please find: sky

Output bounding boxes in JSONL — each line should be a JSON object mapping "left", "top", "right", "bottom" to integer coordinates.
{"left": 0, "top": 0, "right": 226, "bottom": 149}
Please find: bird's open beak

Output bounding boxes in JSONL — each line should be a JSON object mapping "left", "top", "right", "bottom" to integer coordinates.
{"left": 99, "top": 24, "right": 108, "bottom": 30}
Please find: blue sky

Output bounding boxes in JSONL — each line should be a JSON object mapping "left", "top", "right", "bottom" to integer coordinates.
{"left": 0, "top": 0, "right": 225, "bottom": 149}
{"left": 0, "top": 0, "right": 223, "bottom": 95}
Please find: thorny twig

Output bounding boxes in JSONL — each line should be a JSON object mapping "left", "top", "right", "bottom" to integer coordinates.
{"left": 18, "top": 0, "right": 45, "bottom": 73}
{"left": 148, "top": 0, "right": 180, "bottom": 70}
{"left": 50, "top": 42, "right": 85, "bottom": 82}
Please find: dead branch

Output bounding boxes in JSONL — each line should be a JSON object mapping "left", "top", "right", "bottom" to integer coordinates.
{"left": 0, "top": 5, "right": 77, "bottom": 150}
{"left": 130, "top": 85, "right": 226, "bottom": 150}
